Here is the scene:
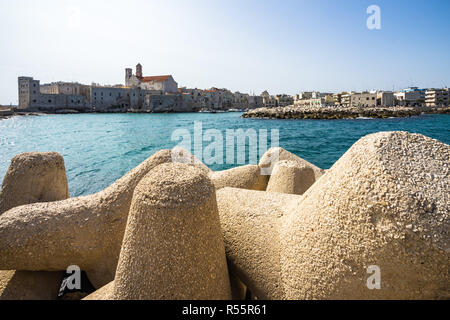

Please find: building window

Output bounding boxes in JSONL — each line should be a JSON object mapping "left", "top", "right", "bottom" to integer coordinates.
{"left": 48, "top": 100, "right": 52, "bottom": 103}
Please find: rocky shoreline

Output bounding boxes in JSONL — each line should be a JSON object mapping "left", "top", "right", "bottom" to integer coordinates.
{"left": 0, "top": 109, "right": 46, "bottom": 120}
{"left": 242, "top": 105, "right": 450, "bottom": 120}
{"left": 0, "top": 132, "right": 449, "bottom": 300}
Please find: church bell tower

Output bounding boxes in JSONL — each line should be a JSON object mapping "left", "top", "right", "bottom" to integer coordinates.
{"left": 136, "top": 63, "right": 143, "bottom": 78}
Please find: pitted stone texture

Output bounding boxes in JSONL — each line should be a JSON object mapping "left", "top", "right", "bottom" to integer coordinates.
{"left": 259, "top": 147, "right": 324, "bottom": 180}
{"left": 0, "top": 152, "right": 69, "bottom": 300}
{"left": 216, "top": 187, "right": 302, "bottom": 300}
{"left": 0, "top": 270, "right": 64, "bottom": 300}
{"left": 282, "top": 131, "right": 450, "bottom": 299}
{"left": 171, "top": 146, "right": 212, "bottom": 173}
{"left": 0, "top": 149, "right": 179, "bottom": 288}
{"left": 210, "top": 165, "right": 268, "bottom": 191}
{"left": 266, "top": 160, "right": 316, "bottom": 195}
{"left": 0, "top": 152, "right": 69, "bottom": 215}
{"left": 83, "top": 281, "right": 114, "bottom": 300}
{"left": 113, "top": 163, "right": 231, "bottom": 300}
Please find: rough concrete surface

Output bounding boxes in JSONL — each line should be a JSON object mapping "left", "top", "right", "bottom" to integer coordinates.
{"left": 113, "top": 163, "right": 231, "bottom": 300}
{"left": 266, "top": 160, "right": 316, "bottom": 195}
{"left": 282, "top": 132, "right": 450, "bottom": 299}
{"left": 210, "top": 165, "right": 268, "bottom": 191}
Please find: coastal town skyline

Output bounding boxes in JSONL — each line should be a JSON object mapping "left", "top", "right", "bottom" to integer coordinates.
{"left": 1, "top": 0, "right": 450, "bottom": 105}
{"left": 15, "top": 63, "right": 449, "bottom": 113}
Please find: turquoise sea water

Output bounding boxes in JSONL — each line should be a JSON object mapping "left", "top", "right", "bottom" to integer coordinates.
{"left": 1, "top": 113, "right": 449, "bottom": 197}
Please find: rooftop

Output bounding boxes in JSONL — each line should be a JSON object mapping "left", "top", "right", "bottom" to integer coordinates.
{"left": 138, "top": 75, "right": 171, "bottom": 83}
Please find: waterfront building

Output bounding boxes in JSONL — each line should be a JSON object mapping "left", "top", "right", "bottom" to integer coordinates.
{"left": 248, "top": 95, "right": 264, "bottom": 109}
{"left": 125, "top": 63, "right": 178, "bottom": 93}
{"left": 339, "top": 92, "right": 377, "bottom": 107}
{"left": 275, "top": 94, "right": 294, "bottom": 107}
{"left": 261, "top": 91, "right": 276, "bottom": 108}
{"left": 294, "top": 91, "right": 333, "bottom": 107}
{"left": 18, "top": 77, "right": 90, "bottom": 110}
{"left": 331, "top": 93, "right": 343, "bottom": 106}
{"left": 394, "top": 87, "right": 426, "bottom": 106}
{"left": 425, "top": 88, "right": 449, "bottom": 107}
{"left": 351, "top": 92, "right": 377, "bottom": 107}
{"left": 295, "top": 97, "right": 325, "bottom": 107}
{"left": 340, "top": 92, "right": 355, "bottom": 107}
{"left": 376, "top": 91, "right": 394, "bottom": 107}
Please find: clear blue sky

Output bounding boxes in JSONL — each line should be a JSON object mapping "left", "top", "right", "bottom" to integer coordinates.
{"left": 1, "top": 0, "right": 449, "bottom": 104}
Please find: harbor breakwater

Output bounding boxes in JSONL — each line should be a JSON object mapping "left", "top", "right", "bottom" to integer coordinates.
{"left": 0, "top": 131, "right": 449, "bottom": 300}
{"left": 242, "top": 105, "right": 450, "bottom": 120}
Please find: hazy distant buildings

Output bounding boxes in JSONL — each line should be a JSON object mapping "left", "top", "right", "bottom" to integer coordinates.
{"left": 18, "top": 63, "right": 264, "bottom": 112}
{"left": 261, "top": 91, "right": 276, "bottom": 108}
{"left": 275, "top": 94, "right": 294, "bottom": 107}
{"left": 425, "top": 88, "right": 449, "bottom": 106}
{"left": 377, "top": 91, "right": 394, "bottom": 107}
{"left": 394, "top": 87, "right": 425, "bottom": 106}
{"left": 18, "top": 77, "right": 90, "bottom": 110}
{"left": 16, "top": 64, "right": 449, "bottom": 112}
{"left": 125, "top": 63, "right": 178, "bottom": 94}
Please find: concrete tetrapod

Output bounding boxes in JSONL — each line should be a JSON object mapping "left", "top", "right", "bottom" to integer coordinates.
{"left": 282, "top": 131, "right": 450, "bottom": 299}
{"left": 113, "top": 163, "right": 231, "bottom": 300}
{"left": 217, "top": 132, "right": 449, "bottom": 300}
{"left": 0, "top": 152, "right": 69, "bottom": 214}
{"left": 266, "top": 160, "right": 316, "bottom": 195}
{"left": 210, "top": 165, "right": 268, "bottom": 191}
{"left": 83, "top": 281, "right": 114, "bottom": 300}
{"left": 0, "top": 152, "right": 69, "bottom": 300}
{"left": 0, "top": 148, "right": 204, "bottom": 288}
{"left": 259, "top": 147, "right": 324, "bottom": 181}
{"left": 216, "top": 187, "right": 302, "bottom": 300}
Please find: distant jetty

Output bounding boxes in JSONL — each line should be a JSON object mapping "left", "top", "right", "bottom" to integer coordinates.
{"left": 242, "top": 105, "right": 450, "bottom": 120}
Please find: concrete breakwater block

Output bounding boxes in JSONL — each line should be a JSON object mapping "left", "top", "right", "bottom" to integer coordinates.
{"left": 83, "top": 281, "right": 114, "bottom": 300}
{"left": 259, "top": 147, "right": 324, "bottom": 181}
{"left": 0, "top": 152, "right": 69, "bottom": 214}
{"left": 0, "top": 270, "right": 64, "bottom": 300}
{"left": 1, "top": 132, "right": 448, "bottom": 300}
{"left": 266, "top": 160, "right": 316, "bottom": 195}
{"left": 217, "top": 132, "right": 449, "bottom": 299}
{"left": 113, "top": 163, "right": 231, "bottom": 300}
{"left": 0, "top": 152, "right": 70, "bottom": 300}
{"left": 210, "top": 165, "right": 268, "bottom": 191}
{"left": 282, "top": 131, "right": 450, "bottom": 299}
{"left": 0, "top": 149, "right": 188, "bottom": 288}
{"left": 216, "top": 187, "right": 302, "bottom": 300}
